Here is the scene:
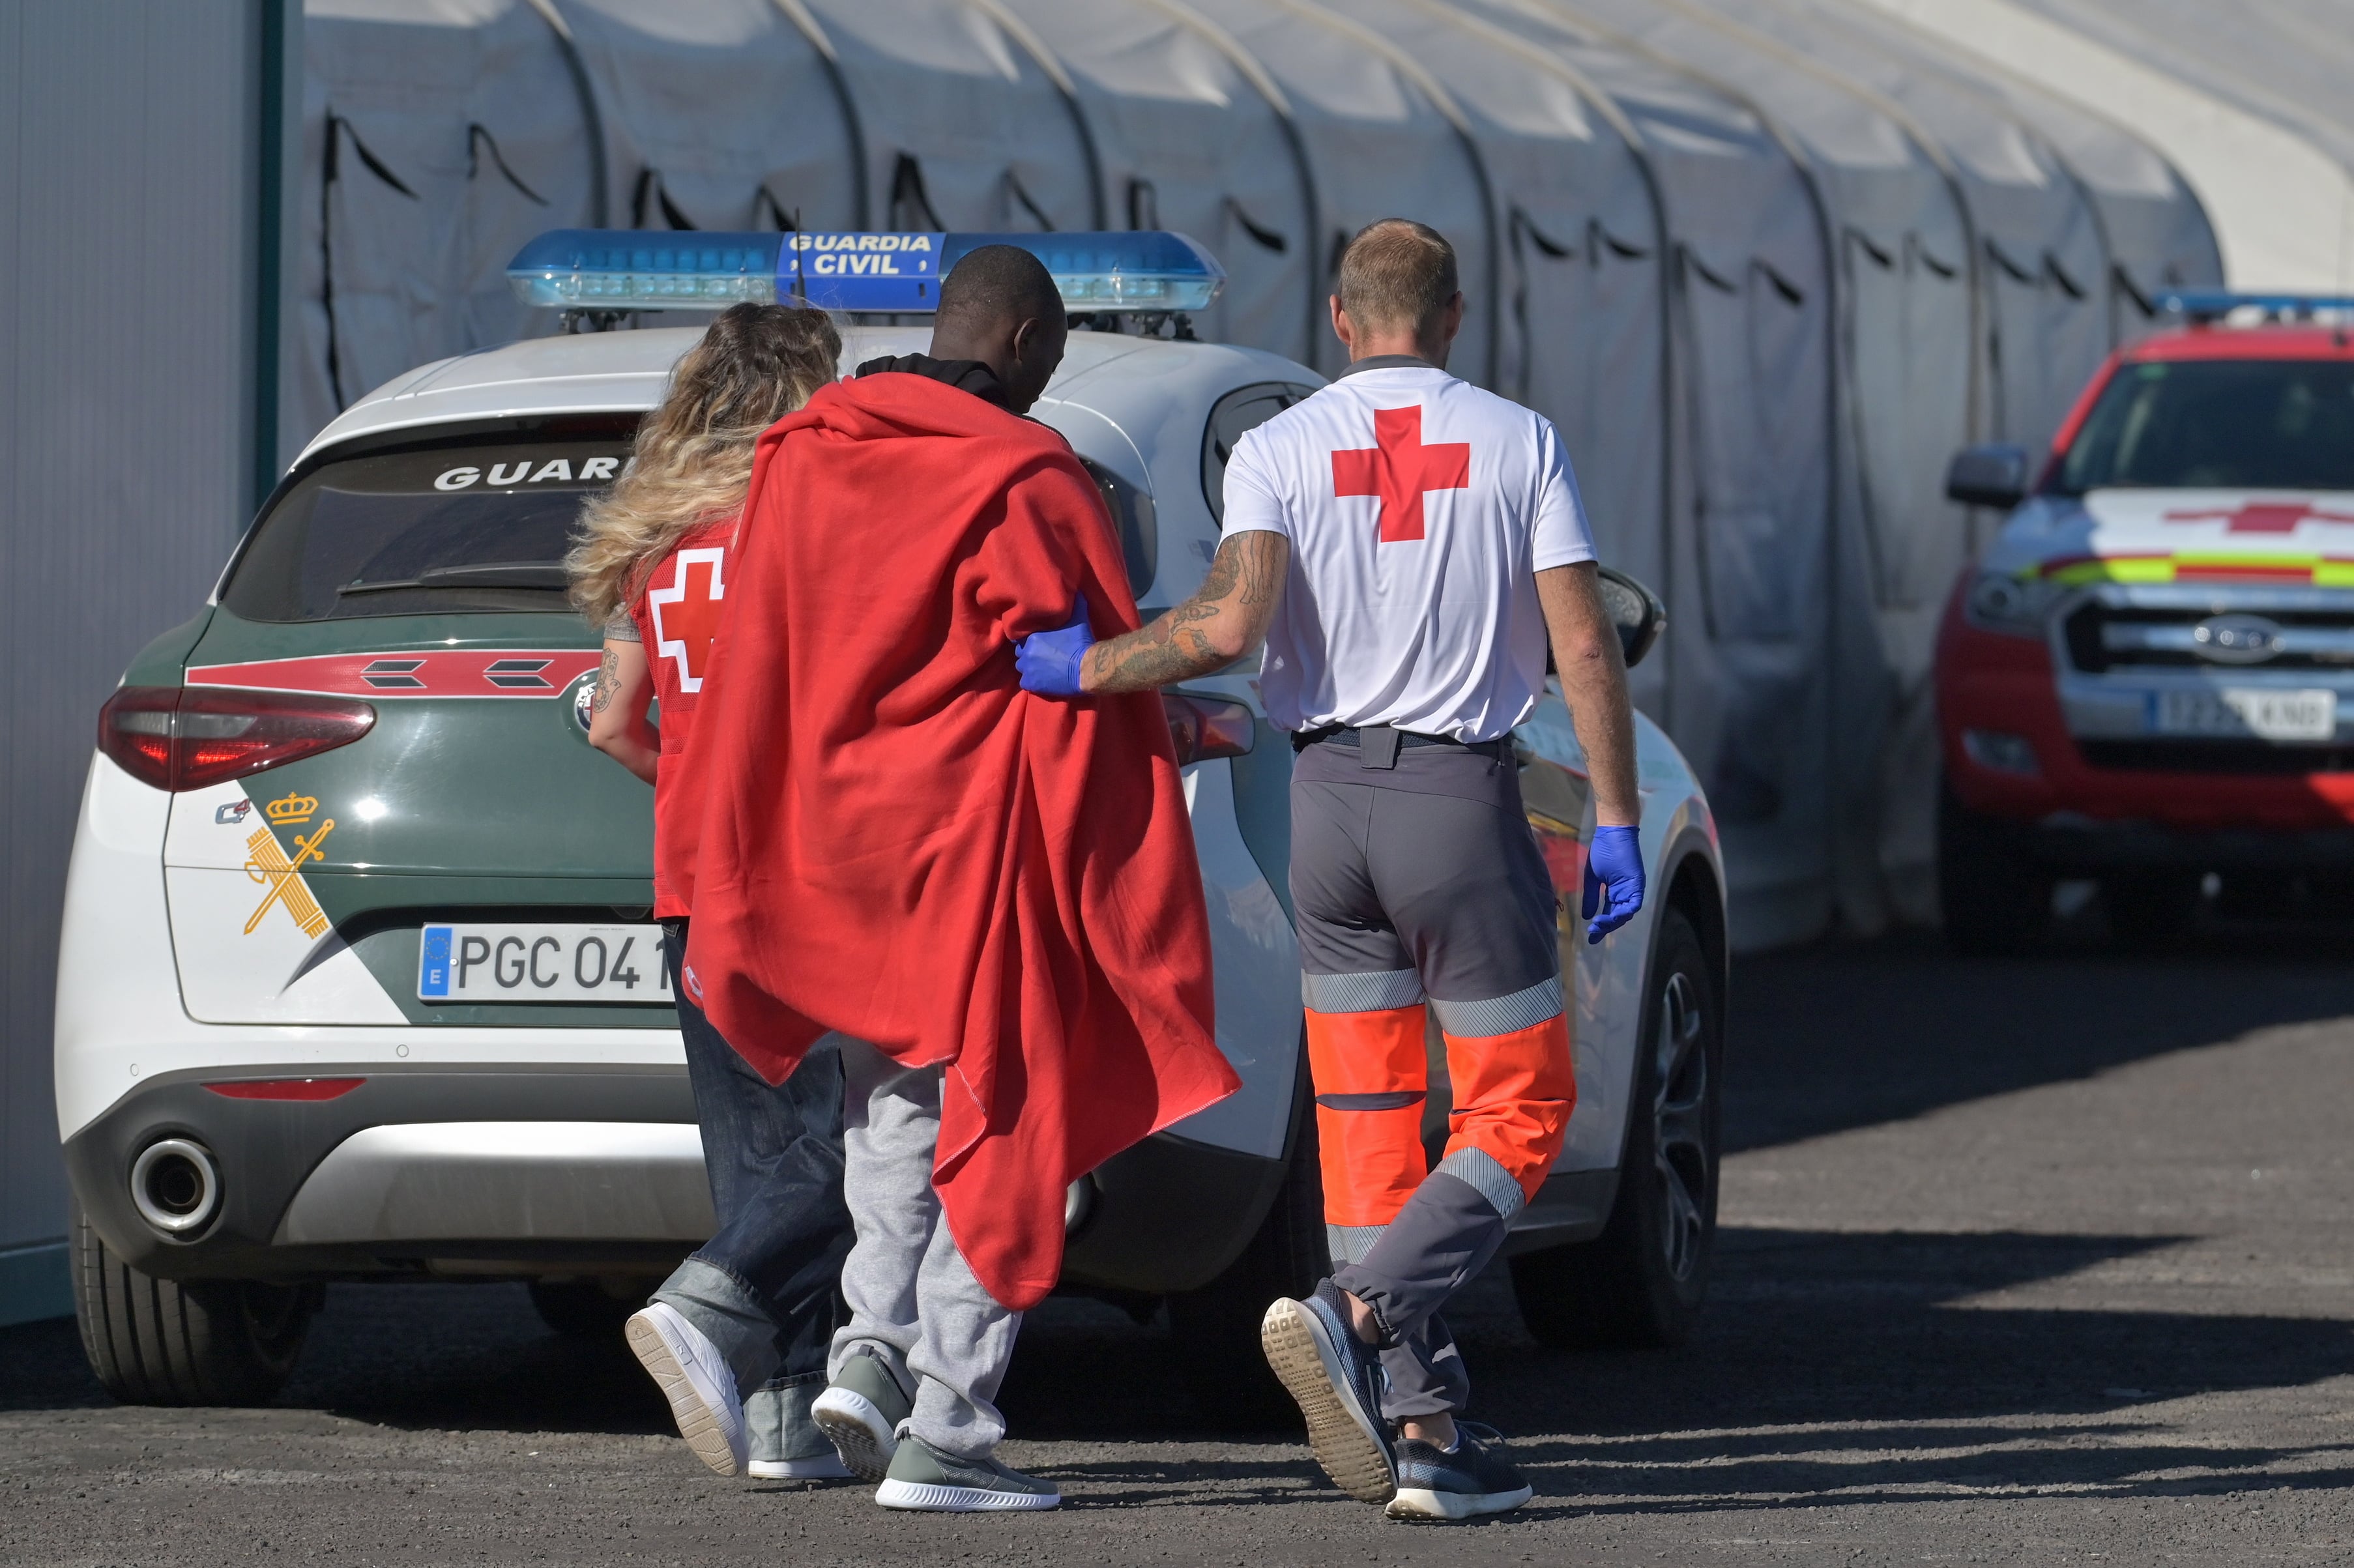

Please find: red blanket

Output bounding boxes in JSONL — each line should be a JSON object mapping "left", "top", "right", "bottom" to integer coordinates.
{"left": 678, "top": 371, "right": 1236, "bottom": 1310}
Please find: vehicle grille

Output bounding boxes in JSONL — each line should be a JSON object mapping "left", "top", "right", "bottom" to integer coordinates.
{"left": 2064, "top": 600, "right": 2354, "bottom": 673}
{"left": 2080, "top": 740, "right": 2354, "bottom": 774}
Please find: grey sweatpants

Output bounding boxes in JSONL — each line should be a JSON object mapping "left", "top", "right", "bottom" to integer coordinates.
{"left": 826, "top": 1035, "right": 1023, "bottom": 1460}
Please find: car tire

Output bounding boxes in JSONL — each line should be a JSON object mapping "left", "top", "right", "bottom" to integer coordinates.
{"left": 1511, "top": 907, "right": 1721, "bottom": 1351}
{"left": 2103, "top": 870, "right": 2201, "bottom": 951}
{"left": 529, "top": 1277, "right": 645, "bottom": 1338}
{"left": 1167, "top": 1061, "right": 1326, "bottom": 1429}
{"left": 1938, "top": 781, "right": 2052, "bottom": 955}
{"left": 72, "top": 1200, "right": 316, "bottom": 1406}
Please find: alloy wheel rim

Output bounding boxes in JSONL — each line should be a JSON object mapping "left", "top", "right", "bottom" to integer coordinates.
{"left": 1651, "top": 969, "right": 1711, "bottom": 1282}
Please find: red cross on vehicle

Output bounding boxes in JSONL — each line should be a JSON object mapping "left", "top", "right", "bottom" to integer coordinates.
{"left": 1332, "top": 405, "right": 1471, "bottom": 543}
{"left": 2162, "top": 501, "right": 2354, "bottom": 533}
{"left": 649, "top": 547, "right": 726, "bottom": 692}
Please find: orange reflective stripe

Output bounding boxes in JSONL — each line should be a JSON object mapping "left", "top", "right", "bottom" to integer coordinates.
{"left": 1305, "top": 1004, "right": 1429, "bottom": 1228}
{"left": 1440, "top": 1014, "right": 1574, "bottom": 1201}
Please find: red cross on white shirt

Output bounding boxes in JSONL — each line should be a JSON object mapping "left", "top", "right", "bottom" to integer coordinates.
{"left": 648, "top": 547, "right": 725, "bottom": 692}
{"left": 1331, "top": 405, "right": 1471, "bottom": 543}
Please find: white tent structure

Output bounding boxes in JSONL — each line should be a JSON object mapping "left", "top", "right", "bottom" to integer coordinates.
{"left": 991, "top": 0, "right": 1316, "bottom": 362}
{"left": 295, "top": 0, "right": 596, "bottom": 452}
{"left": 1313, "top": 0, "right": 1670, "bottom": 708}
{"left": 1856, "top": 0, "right": 2336, "bottom": 292}
{"left": 545, "top": 0, "right": 863, "bottom": 235}
{"left": 1449, "top": 0, "right": 1841, "bottom": 946}
{"left": 1180, "top": 0, "right": 1496, "bottom": 386}
{"left": 1816, "top": 0, "right": 2220, "bottom": 346}
{"left": 796, "top": 0, "right": 1100, "bottom": 233}
{"left": 282, "top": 0, "right": 2234, "bottom": 948}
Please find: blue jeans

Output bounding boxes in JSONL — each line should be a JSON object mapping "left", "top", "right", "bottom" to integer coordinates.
{"left": 655, "top": 920, "right": 853, "bottom": 1395}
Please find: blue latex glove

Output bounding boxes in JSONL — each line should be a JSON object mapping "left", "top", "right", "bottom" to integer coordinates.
{"left": 1582, "top": 824, "right": 1646, "bottom": 944}
{"left": 1014, "top": 594, "right": 1094, "bottom": 697}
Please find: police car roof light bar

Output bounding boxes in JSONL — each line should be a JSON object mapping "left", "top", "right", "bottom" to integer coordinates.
{"left": 2156, "top": 289, "right": 2354, "bottom": 324}
{"left": 506, "top": 229, "right": 1225, "bottom": 317}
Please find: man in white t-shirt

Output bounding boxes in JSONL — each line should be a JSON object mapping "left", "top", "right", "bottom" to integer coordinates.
{"left": 1015, "top": 219, "right": 1644, "bottom": 1522}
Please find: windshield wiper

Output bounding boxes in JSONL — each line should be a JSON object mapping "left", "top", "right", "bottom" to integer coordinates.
{"left": 338, "top": 562, "right": 570, "bottom": 595}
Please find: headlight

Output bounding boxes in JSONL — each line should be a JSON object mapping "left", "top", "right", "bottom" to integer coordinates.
{"left": 1964, "top": 571, "right": 2060, "bottom": 636}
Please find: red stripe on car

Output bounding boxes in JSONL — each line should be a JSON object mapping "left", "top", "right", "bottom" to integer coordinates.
{"left": 184, "top": 650, "right": 602, "bottom": 698}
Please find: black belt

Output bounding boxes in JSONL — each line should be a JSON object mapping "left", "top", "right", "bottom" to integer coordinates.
{"left": 1292, "top": 723, "right": 1509, "bottom": 765}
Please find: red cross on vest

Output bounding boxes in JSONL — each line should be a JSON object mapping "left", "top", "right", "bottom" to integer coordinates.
{"left": 2163, "top": 501, "right": 2354, "bottom": 534}
{"left": 1331, "top": 405, "right": 1471, "bottom": 543}
{"left": 650, "top": 546, "right": 727, "bottom": 692}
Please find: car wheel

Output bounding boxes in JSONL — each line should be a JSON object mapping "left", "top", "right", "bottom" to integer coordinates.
{"left": 1511, "top": 907, "right": 1721, "bottom": 1350}
{"left": 2103, "top": 870, "right": 2201, "bottom": 951}
{"left": 1938, "top": 781, "right": 2052, "bottom": 955}
{"left": 72, "top": 1200, "right": 315, "bottom": 1406}
{"left": 1167, "top": 1060, "right": 1326, "bottom": 1429}
{"left": 529, "top": 1277, "right": 647, "bottom": 1337}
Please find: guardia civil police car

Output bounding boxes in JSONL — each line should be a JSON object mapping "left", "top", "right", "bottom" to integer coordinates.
{"left": 1939, "top": 294, "right": 2354, "bottom": 951}
{"left": 57, "top": 229, "right": 1727, "bottom": 1409}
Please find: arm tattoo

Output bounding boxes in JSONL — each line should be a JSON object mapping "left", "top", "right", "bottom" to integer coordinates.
{"left": 1084, "top": 531, "right": 1286, "bottom": 693}
{"left": 591, "top": 646, "right": 622, "bottom": 715}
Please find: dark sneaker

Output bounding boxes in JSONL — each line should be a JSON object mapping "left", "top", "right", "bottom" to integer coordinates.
{"left": 1386, "top": 1422, "right": 1533, "bottom": 1521}
{"left": 810, "top": 1350, "right": 913, "bottom": 1483}
{"left": 624, "top": 1302, "right": 748, "bottom": 1477}
{"left": 746, "top": 1380, "right": 854, "bottom": 1481}
{"left": 873, "top": 1432, "right": 1060, "bottom": 1512}
{"left": 1260, "top": 1279, "right": 1396, "bottom": 1503}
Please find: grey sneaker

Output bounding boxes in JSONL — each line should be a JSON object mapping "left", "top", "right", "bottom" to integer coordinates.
{"left": 624, "top": 1302, "right": 748, "bottom": 1477}
{"left": 873, "top": 1432, "right": 1060, "bottom": 1512}
{"left": 1260, "top": 1279, "right": 1397, "bottom": 1503}
{"left": 746, "top": 1376, "right": 853, "bottom": 1481}
{"left": 1386, "top": 1422, "right": 1533, "bottom": 1520}
{"left": 810, "top": 1350, "right": 913, "bottom": 1483}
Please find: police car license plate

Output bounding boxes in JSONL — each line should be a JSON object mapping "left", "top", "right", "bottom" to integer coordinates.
{"left": 417, "top": 923, "right": 673, "bottom": 1004}
{"left": 2153, "top": 688, "right": 2336, "bottom": 742}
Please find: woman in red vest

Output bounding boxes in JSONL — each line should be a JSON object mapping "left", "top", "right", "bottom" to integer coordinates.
{"left": 568, "top": 302, "right": 849, "bottom": 1482}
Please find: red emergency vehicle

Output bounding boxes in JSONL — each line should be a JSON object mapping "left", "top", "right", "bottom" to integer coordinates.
{"left": 1936, "top": 295, "right": 2354, "bottom": 951}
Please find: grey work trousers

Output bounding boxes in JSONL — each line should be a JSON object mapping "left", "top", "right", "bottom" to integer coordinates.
{"left": 826, "top": 1036, "right": 1023, "bottom": 1460}
{"left": 1292, "top": 736, "right": 1569, "bottom": 1422}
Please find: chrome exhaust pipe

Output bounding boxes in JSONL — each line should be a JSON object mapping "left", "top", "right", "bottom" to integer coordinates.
{"left": 130, "top": 1137, "right": 221, "bottom": 1235}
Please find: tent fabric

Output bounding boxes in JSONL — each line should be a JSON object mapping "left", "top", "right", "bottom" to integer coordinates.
{"left": 794, "top": 0, "right": 1101, "bottom": 233}
{"left": 1814, "top": 0, "right": 2220, "bottom": 343}
{"left": 1178, "top": 0, "right": 1496, "bottom": 386}
{"left": 546, "top": 0, "right": 863, "bottom": 235}
{"left": 991, "top": 0, "right": 1316, "bottom": 361}
{"left": 287, "top": 0, "right": 2235, "bottom": 950}
{"left": 295, "top": 0, "right": 595, "bottom": 452}
{"left": 1856, "top": 0, "right": 2319, "bottom": 293}
{"left": 2001, "top": 0, "right": 2354, "bottom": 288}
{"left": 1460, "top": 0, "right": 1843, "bottom": 948}
{"left": 1312, "top": 0, "right": 1668, "bottom": 670}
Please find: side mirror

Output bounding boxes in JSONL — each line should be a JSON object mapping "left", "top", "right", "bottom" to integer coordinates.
{"left": 1596, "top": 566, "right": 1666, "bottom": 670}
{"left": 1945, "top": 443, "right": 2031, "bottom": 510}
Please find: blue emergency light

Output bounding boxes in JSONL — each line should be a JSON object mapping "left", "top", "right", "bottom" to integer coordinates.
{"left": 2157, "top": 289, "right": 2354, "bottom": 322}
{"left": 507, "top": 229, "right": 1225, "bottom": 315}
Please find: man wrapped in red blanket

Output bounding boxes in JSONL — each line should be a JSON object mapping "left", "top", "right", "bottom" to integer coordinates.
{"left": 678, "top": 246, "right": 1236, "bottom": 1511}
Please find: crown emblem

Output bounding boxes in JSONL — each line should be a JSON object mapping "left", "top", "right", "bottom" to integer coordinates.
{"left": 265, "top": 792, "right": 319, "bottom": 824}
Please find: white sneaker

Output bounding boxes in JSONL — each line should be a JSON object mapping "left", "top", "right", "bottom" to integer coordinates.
{"left": 625, "top": 1302, "right": 748, "bottom": 1477}
{"left": 748, "top": 1453, "right": 855, "bottom": 1481}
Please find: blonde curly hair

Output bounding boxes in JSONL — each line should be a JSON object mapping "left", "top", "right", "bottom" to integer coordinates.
{"left": 567, "top": 302, "right": 841, "bottom": 626}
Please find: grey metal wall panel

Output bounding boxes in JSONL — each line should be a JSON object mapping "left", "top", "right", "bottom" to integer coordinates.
{"left": 0, "top": 3, "right": 269, "bottom": 1257}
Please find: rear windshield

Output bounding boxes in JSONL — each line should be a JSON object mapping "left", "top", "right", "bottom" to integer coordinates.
{"left": 223, "top": 437, "right": 632, "bottom": 621}
{"left": 2055, "top": 358, "right": 2354, "bottom": 494}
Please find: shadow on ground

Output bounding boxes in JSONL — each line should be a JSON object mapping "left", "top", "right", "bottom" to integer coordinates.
{"left": 1727, "top": 922, "right": 2354, "bottom": 1152}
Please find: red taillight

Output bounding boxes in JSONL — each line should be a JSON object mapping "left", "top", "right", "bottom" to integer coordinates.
{"left": 98, "top": 686, "right": 375, "bottom": 792}
{"left": 203, "top": 1077, "right": 365, "bottom": 1101}
{"left": 1163, "top": 693, "right": 1256, "bottom": 766}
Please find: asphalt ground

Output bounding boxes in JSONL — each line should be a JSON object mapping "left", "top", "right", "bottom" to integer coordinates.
{"left": 7, "top": 914, "right": 2354, "bottom": 1565}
